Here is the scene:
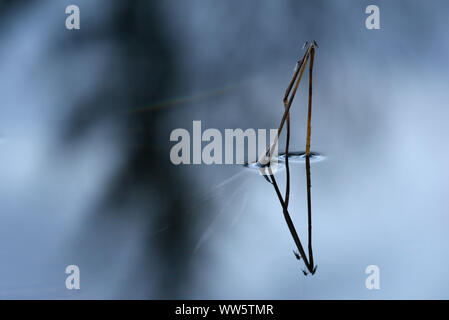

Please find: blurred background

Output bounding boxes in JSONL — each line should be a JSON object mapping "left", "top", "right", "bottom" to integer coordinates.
{"left": 0, "top": 0, "right": 448, "bottom": 299}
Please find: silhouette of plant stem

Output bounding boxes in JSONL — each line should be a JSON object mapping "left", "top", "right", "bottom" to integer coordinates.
{"left": 261, "top": 47, "right": 310, "bottom": 165}
{"left": 267, "top": 165, "right": 314, "bottom": 272}
{"left": 262, "top": 41, "right": 318, "bottom": 275}
{"left": 306, "top": 45, "right": 315, "bottom": 268}
{"left": 305, "top": 154, "right": 313, "bottom": 269}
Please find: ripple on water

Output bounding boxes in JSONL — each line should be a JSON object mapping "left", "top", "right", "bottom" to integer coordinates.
{"left": 278, "top": 151, "right": 326, "bottom": 163}
{"left": 242, "top": 158, "right": 285, "bottom": 175}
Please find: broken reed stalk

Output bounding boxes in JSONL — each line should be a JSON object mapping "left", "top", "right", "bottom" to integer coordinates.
{"left": 281, "top": 46, "right": 308, "bottom": 208}
{"left": 306, "top": 45, "right": 314, "bottom": 156}
{"left": 306, "top": 45, "right": 315, "bottom": 267}
{"left": 267, "top": 165, "right": 312, "bottom": 270}
{"left": 261, "top": 47, "right": 310, "bottom": 165}
{"left": 305, "top": 155, "right": 313, "bottom": 268}
{"left": 263, "top": 41, "right": 317, "bottom": 274}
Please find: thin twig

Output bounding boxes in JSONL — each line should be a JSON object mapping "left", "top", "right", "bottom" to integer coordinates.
{"left": 262, "top": 42, "right": 318, "bottom": 275}
{"left": 261, "top": 47, "right": 310, "bottom": 165}
{"left": 305, "top": 154, "right": 313, "bottom": 269}
{"left": 305, "top": 46, "right": 315, "bottom": 268}
{"left": 267, "top": 166, "right": 312, "bottom": 271}
{"left": 306, "top": 46, "right": 315, "bottom": 156}
{"left": 281, "top": 51, "right": 308, "bottom": 207}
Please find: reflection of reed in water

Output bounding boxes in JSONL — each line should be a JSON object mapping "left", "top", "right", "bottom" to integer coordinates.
{"left": 260, "top": 41, "right": 319, "bottom": 275}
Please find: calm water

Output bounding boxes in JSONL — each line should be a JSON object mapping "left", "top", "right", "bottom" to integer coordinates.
{"left": 0, "top": 0, "right": 448, "bottom": 298}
